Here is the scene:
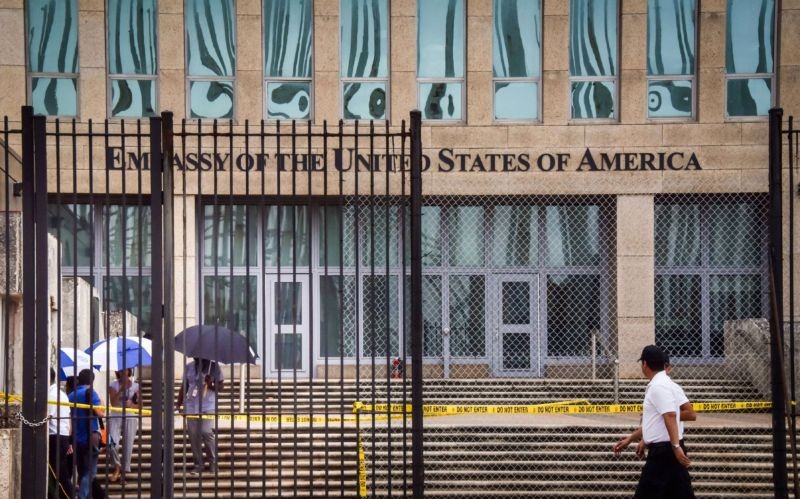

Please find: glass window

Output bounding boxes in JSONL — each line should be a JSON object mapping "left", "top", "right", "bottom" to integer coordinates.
{"left": 448, "top": 206, "right": 484, "bottom": 267}
{"left": 106, "top": 205, "right": 152, "bottom": 268}
{"left": 492, "top": 205, "right": 538, "bottom": 267}
{"left": 568, "top": 0, "right": 618, "bottom": 120}
{"left": 655, "top": 196, "right": 767, "bottom": 360}
{"left": 48, "top": 204, "right": 93, "bottom": 268}
{"left": 320, "top": 205, "right": 356, "bottom": 267}
{"left": 274, "top": 281, "right": 302, "bottom": 325}
{"left": 449, "top": 275, "right": 485, "bottom": 357}
{"left": 360, "top": 205, "right": 399, "bottom": 267}
{"left": 320, "top": 275, "right": 357, "bottom": 357}
{"left": 362, "top": 275, "right": 399, "bottom": 357}
{"left": 655, "top": 274, "right": 701, "bottom": 357}
{"left": 265, "top": 0, "right": 313, "bottom": 119}
{"left": 105, "top": 276, "right": 153, "bottom": 337}
{"left": 546, "top": 274, "right": 600, "bottom": 357}
{"left": 422, "top": 275, "right": 443, "bottom": 357}
{"left": 493, "top": 0, "right": 541, "bottom": 121}
{"left": 27, "top": 0, "right": 79, "bottom": 116}
{"left": 340, "top": 0, "right": 389, "bottom": 120}
{"left": 417, "top": 0, "right": 465, "bottom": 120}
{"left": 647, "top": 0, "right": 696, "bottom": 118}
{"left": 264, "top": 206, "right": 310, "bottom": 267}
{"left": 202, "top": 205, "right": 258, "bottom": 268}
{"left": 186, "top": 0, "right": 236, "bottom": 119}
{"left": 545, "top": 205, "right": 601, "bottom": 267}
{"left": 725, "top": 0, "right": 775, "bottom": 117}
{"left": 107, "top": 0, "right": 158, "bottom": 117}
{"left": 203, "top": 276, "right": 258, "bottom": 350}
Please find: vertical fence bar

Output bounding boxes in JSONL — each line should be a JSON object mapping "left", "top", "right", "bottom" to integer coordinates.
{"left": 768, "top": 106, "right": 788, "bottom": 499}
{"left": 20, "top": 106, "right": 36, "bottom": 499}
{"left": 33, "top": 113, "right": 50, "bottom": 499}
{"left": 150, "top": 114, "right": 165, "bottom": 498}
{"left": 162, "top": 111, "right": 175, "bottom": 497}
{"left": 409, "top": 109, "right": 424, "bottom": 499}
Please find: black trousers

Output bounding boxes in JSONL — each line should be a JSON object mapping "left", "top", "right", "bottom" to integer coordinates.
{"left": 634, "top": 443, "right": 695, "bottom": 499}
{"left": 48, "top": 434, "right": 74, "bottom": 499}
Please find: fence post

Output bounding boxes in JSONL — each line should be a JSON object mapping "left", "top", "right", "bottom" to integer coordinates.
{"left": 768, "top": 106, "right": 789, "bottom": 499}
{"left": 149, "top": 114, "right": 165, "bottom": 498}
{"left": 409, "top": 109, "right": 424, "bottom": 499}
{"left": 162, "top": 111, "right": 175, "bottom": 497}
{"left": 20, "top": 106, "right": 49, "bottom": 499}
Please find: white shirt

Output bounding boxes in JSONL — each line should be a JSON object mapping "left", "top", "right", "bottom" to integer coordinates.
{"left": 672, "top": 380, "right": 689, "bottom": 438}
{"left": 642, "top": 371, "right": 680, "bottom": 444}
{"left": 47, "top": 383, "right": 71, "bottom": 436}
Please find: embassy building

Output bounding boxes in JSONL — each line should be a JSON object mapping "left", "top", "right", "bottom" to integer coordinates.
{"left": 0, "top": 0, "right": 796, "bottom": 382}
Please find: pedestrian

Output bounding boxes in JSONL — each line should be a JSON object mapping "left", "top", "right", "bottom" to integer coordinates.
{"left": 48, "top": 367, "right": 74, "bottom": 499}
{"left": 107, "top": 368, "right": 140, "bottom": 484}
{"left": 68, "top": 368, "right": 105, "bottom": 499}
{"left": 613, "top": 345, "right": 695, "bottom": 499}
{"left": 176, "top": 358, "right": 224, "bottom": 475}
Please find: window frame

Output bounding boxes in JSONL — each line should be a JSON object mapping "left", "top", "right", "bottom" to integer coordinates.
{"left": 184, "top": 0, "right": 238, "bottom": 121}
{"left": 723, "top": 0, "right": 778, "bottom": 121}
{"left": 263, "top": 0, "right": 314, "bottom": 122}
{"left": 654, "top": 195, "right": 769, "bottom": 362}
{"left": 491, "top": 0, "right": 543, "bottom": 124}
{"left": 105, "top": 0, "right": 160, "bottom": 119}
{"left": 566, "top": 0, "right": 620, "bottom": 123}
{"left": 416, "top": 0, "right": 467, "bottom": 124}
{"left": 338, "top": 0, "right": 391, "bottom": 123}
{"left": 25, "top": 0, "right": 81, "bottom": 118}
{"left": 645, "top": 0, "right": 698, "bottom": 122}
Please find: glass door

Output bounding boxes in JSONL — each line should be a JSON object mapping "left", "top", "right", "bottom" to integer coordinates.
{"left": 265, "top": 274, "right": 310, "bottom": 377}
{"left": 491, "top": 274, "right": 540, "bottom": 377}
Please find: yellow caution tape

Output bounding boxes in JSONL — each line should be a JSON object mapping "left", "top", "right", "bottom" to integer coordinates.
{"left": 357, "top": 399, "right": 773, "bottom": 417}
{"left": 357, "top": 432, "right": 368, "bottom": 498}
{"left": 1, "top": 391, "right": 152, "bottom": 415}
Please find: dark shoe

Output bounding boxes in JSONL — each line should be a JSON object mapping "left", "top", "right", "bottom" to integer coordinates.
{"left": 209, "top": 462, "right": 218, "bottom": 473}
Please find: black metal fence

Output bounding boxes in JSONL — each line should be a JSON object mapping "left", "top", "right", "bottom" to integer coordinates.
{"left": 6, "top": 106, "right": 424, "bottom": 498}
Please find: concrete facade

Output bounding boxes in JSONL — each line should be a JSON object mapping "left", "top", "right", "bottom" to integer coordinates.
{"left": 0, "top": 0, "right": 797, "bottom": 379}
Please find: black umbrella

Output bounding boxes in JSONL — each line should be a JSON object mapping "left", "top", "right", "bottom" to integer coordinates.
{"left": 175, "top": 325, "right": 258, "bottom": 364}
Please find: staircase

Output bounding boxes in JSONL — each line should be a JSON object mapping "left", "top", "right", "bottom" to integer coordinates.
{"left": 106, "top": 378, "right": 773, "bottom": 498}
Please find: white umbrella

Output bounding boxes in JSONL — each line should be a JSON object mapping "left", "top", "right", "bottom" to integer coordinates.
{"left": 86, "top": 337, "right": 153, "bottom": 372}
{"left": 58, "top": 347, "right": 98, "bottom": 380}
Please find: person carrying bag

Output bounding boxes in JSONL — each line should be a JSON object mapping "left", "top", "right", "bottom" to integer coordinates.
{"left": 69, "top": 369, "right": 106, "bottom": 499}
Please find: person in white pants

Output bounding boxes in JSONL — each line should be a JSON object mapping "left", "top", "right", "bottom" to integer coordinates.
{"left": 107, "top": 368, "right": 140, "bottom": 483}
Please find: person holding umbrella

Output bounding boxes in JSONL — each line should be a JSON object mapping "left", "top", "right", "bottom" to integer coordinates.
{"left": 107, "top": 368, "right": 141, "bottom": 483}
{"left": 177, "top": 357, "right": 224, "bottom": 475}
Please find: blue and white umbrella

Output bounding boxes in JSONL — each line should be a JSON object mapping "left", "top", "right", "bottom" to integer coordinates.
{"left": 58, "top": 347, "right": 98, "bottom": 381}
{"left": 85, "top": 337, "right": 153, "bottom": 372}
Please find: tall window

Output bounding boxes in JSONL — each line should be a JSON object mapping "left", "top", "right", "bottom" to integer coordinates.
{"left": 647, "top": 0, "right": 696, "bottom": 119}
{"left": 493, "top": 0, "right": 542, "bottom": 121}
{"left": 185, "top": 0, "right": 236, "bottom": 119}
{"left": 340, "top": 0, "right": 389, "bottom": 120}
{"left": 264, "top": 0, "right": 313, "bottom": 120}
{"left": 725, "top": 0, "right": 775, "bottom": 118}
{"left": 27, "top": 0, "right": 79, "bottom": 117}
{"left": 417, "top": 0, "right": 465, "bottom": 121}
{"left": 568, "top": 0, "right": 618, "bottom": 120}
{"left": 47, "top": 204, "right": 153, "bottom": 337}
{"left": 108, "top": 0, "right": 158, "bottom": 117}
{"left": 654, "top": 195, "right": 767, "bottom": 360}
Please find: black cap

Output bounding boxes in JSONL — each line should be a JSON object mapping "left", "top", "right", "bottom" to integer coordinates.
{"left": 638, "top": 345, "right": 666, "bottom": 364}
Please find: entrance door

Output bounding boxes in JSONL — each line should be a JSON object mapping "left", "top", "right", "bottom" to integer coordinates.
{"left": 491, "top": 274, "right": 540, "bottom": 377}
{"left": 265, "top": 274, "right": 310, "bottom": 377}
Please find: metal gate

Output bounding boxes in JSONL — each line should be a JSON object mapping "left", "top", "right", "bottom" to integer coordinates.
{"left": 6, "top": 106, "right": 425, "bottom": 498}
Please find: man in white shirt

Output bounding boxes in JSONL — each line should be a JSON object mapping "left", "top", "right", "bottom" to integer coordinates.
{"left": 48, "top": 367, "right": 74, "bottom": 499}
{"left": 614, "top": 345, "right": 695, "bottom": 498}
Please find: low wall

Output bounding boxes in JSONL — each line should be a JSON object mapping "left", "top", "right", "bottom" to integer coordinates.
{"left": 724, "top": 318, "right": 800, "bottom": 400}
{"left": 0, "top": 428, "right": 20, "bottom": 499}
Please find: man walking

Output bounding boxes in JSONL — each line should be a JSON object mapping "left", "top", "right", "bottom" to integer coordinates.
{"left": 177, "top": 358, "right": 224, "bottom": 475}
{"left": 615, "top": 345, "right": 695, "bottom": 498}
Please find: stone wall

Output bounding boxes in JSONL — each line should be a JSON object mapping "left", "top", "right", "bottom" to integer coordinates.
{"left": 723, "top": 318, "right": 800, "bottom": 400}
{"left": 0, "top": 429, "right": 20, "bottom": 499}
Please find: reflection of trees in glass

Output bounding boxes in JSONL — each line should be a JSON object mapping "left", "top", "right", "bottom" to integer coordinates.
{"left": 363, "top": 275, "right": 399, "bottom": 357}
{"left": 320, "top": 276, "right": 357, "bottom": 357}
{"left": 48, "top": 204, "right": 93, "bottom": 268}
{"left": 546, "top": 274, "right": 600, "bottom": 357}
{"left": 655, "top": 275, "right": 701, "bottom": 357}
{"left": 186, "top": 0, "right": 236, "bottom": 77}
{"left": 105, "top": 276, "right": 153, "bottom": 337}
{"left": 203, "top": 205, "right": 258, "bottom": 268}
{"left": 203, "top": 276, "right": 258, "bottom": 350}
{"left": 264, "top": 0, "right": 312, "bottom": 78}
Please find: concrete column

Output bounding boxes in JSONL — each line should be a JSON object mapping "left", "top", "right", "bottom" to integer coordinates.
{"left": 616, "top": 195, "right": 655, "bottom": 378}
{"left": 173, "top": 194, "right": 198, "bottom": 379}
